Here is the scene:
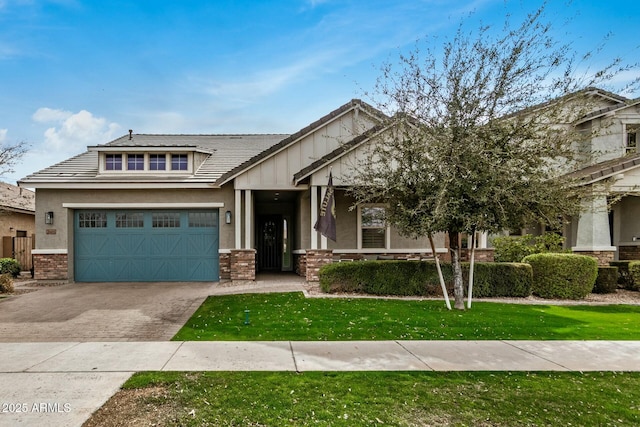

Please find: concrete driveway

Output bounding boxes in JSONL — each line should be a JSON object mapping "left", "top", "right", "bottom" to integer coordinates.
{"left": 0, "top": 282, "right": 215, "bottom": 342}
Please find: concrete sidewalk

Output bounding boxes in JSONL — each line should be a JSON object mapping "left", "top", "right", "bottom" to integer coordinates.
{"left": 2, "top": 340, "right": 639, "bottom": 426}
{"left": 3, "top": 340, "right": 640, "bottom": 373}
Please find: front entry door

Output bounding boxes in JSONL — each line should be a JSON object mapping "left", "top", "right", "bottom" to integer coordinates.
{"left": 256, "top": 215, "right": 282, "bottom": 271}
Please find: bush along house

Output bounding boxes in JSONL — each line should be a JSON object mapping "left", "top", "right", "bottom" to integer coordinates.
{"left": 17, "top": 89, "right": 640, "bottom": 282}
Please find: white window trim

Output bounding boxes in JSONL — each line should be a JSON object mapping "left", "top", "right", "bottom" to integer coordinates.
{"left": 98, "top": 152, "right": 193, "bottom": 175}
{"left": 357, "top": 204, "right": 391, "bottom": 250}
{"left": 624, "top": 123, "right": 639, "bottom": 154}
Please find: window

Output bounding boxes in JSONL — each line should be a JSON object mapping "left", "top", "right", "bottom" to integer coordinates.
{"left": 188, "top": 212, "right": 216, "bottom": 227}
{"left": 127, "top": 154, "right": 145, "bottom": 170}
{"left": 152, "top": 212, "right": 181, "bottom": 228}
{"left": 171, "top": 154, "right": 188, "bottom": 170}
{"left": 360, "top": 206, "right": 387, "bottom": 249}
{"left": 79, "top": 212, "right": 107, "bottom": 228}
{"left": 626, "top": 125, "right": 638, "bottom": 154}
{"left": 115, "top": 212, "right": 144, "bottom": 228}
{"left": 149, "top": 154, "right": 166, "bottom": 171}
{"left": 105, "top": 154, "right": 122, "bottom": 170}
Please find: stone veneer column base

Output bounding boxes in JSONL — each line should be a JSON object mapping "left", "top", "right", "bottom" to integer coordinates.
{"left": 230, "top": 249, "right": 256, "bottom": 281}
{"left": 294, "top": 252, "right": 307, "bottom": 277}
{"left": 305, "top": 249, "right": 333, "bottom": 282}
{"left": 460, "top": 248, "right": 495, "bottom": 262}
{"left": 33, "top": 253, "right": 68, "bottom": 280}
{"left": 219, "top": 252, "right": 231, "bottom": 280}
{"left": 619, "top": 246, "right": 640, "bottom": 260}
{"left": 572, "top": 249, "right": 615, "bottom": 266}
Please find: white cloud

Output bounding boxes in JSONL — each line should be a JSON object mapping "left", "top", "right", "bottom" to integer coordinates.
{"left": 32, "top": 107, "right": 120, "bottom": 153}
{"left": 0, "top": 128, "right": 7, "bottom": 143}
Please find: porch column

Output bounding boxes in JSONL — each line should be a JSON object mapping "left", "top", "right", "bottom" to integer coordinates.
{"left": 572, "top": 189, "right": 616, "bottom": 265}
{"left": 244, "top": 189, "right": 252, "bottom": 249}
{"left": 234, "top": 189, "right": 242, "bottom": 249}
{"left": 310, "top": 185, "right": 318, "bottom": 249}
{"left": 478, "top": 232, "right": 488, "bottom": 249}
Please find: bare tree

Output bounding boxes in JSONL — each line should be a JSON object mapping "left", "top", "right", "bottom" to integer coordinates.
{"left": 349, "top": 4, "right": 638, "bottom": 309}
{"left": 0, "top": 141, "right": 29, "bottom": 179}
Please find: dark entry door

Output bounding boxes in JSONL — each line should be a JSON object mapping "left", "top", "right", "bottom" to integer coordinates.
{"left": 256, "top": 215, "right": 282, "bottom": 271}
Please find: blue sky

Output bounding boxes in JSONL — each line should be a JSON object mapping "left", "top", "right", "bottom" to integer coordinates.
{"left": 1, "top": 0, "right": 639, "bottom": 185}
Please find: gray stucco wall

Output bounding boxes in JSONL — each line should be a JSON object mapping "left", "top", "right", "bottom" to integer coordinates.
{"left": 35, "top": 186, "right": 236, "bottom": 251}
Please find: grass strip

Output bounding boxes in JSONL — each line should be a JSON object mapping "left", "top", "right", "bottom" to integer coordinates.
{"left": 121, "top": 371, "right": 640, "bottom": 426}
{"left": 173, "top": 292, "right": 640, "bottom": 341}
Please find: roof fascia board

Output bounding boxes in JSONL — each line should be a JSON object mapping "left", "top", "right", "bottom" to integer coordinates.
{"left": 575, "top": 99, "right": 640, "bottom": 125}
{"left": 17, "top": 182, "right": 218, "bottom": 189}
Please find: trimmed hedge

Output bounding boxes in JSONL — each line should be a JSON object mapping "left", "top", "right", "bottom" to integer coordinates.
{"left": 493, "top": 233, "right": 568, "bottom": 263}
{"left": 0, "top": 258, "right": 20, "bottom": 278}
{"left": 629, "top": 261, "right": 640, "bottom": 291}
{"left": 522, "top": 253, "right": 598, "bottom": 299}
{"left": 593, "top": 266, "right": 618, "bottom": 294}
{"left": 610, "top": 261, "right": 635, "bottom": 290}
{"left": 319, "top": 260, "right": 532, "bottom": 298}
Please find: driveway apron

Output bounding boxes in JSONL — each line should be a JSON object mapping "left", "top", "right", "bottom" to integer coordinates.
{"left": 0, "top": 282, "right": 215, "bottom": 342}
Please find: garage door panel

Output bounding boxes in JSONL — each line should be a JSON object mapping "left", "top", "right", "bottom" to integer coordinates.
{"left": 74, "top": 209, "right": 219, "bottom": 282}
{"left": 149, "top": 234, "right": 185, "bottom": 256}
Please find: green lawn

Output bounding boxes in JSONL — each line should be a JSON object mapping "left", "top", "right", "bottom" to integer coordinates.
{"left": 121, "top": 371, "right": 640, "bottom": 426}
{"left": 172, "top": 292, "right": 640, "bottom": 341}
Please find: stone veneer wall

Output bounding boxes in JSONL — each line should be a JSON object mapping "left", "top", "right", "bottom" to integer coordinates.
{"left": 219, "top": 252, "right": 231, "bottom": 280}
{"left": 305, "top": 249, "right": 333, "bottom": 282}
{"left": 230, "top": 249, "right": 256, "bottom": 281}
{"left": 572, "top": 250, "right": 615, "bottom": 266}
{"left": 619, "top": 246, "right": 640, "bottom": 260}
{"left": 33, "top": 253, "right": 68, "bottom": 280}
{"left": 460, "top": 249, "right": 495, "bottom": 262}
{"left": 294, "top": 253, "right": 307, "bottom": 277}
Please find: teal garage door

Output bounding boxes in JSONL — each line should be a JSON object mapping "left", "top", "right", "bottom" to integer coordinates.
{"left": 74, "top": 210, "right": 219, "bottom": 282}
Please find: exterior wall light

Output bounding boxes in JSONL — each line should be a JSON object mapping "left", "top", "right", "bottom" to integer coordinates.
{"left": 45, "top": 211, "right": 54, "bottom": 225}
{"left": 225, "top": 210, "right": 232, "bottom": 224}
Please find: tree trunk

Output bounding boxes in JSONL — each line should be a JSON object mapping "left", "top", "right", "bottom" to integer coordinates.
{"left": 449, "top": 231, "right": 465, "bottom": 310}
{"left": 428, "top": 233, "right": 451, "bottom": 310}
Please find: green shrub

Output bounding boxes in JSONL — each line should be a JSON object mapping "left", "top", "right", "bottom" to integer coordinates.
{"left": 593, "top": 266, "right": 619, "bottom": 294}
{"left": 465, "top": 262, "right": 533, "bottom": 298}
{"left": 628, "top": 261, "right": 640, "bottom": 291}
{"left": 319, "top": 260, "right": 532, "bottom": 298}
{"left": 0, "top": 273, "right": 14, "bottom": 293}
{"left": 523, "top": 253, "right": 598, "bottom": 299}
{"left": 0, "top": 258, "right": 21, "bottom": 278}
{"left": 493, "top": 233, "right": 568, "bottom": 263}
{"left": 610, "top": 261, "right": 634, "bottom": 290}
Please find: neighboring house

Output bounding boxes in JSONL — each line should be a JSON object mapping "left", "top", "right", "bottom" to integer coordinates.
{"left": 0, "top": 182, "right": 35, "bottom": 271}
{"left": 17, "top": 89, "right": 640, "bottom": 283}
{"left": 562, "top": 89, "right": 640, "bottom": 264}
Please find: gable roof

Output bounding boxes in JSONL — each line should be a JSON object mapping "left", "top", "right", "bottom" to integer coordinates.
{"left": 576, "top": 97, "right": 640, "bottom": 124}
{"left": 19, "top": 99, "right": 387, "bottom": 189}
{"left": 0, "top": 182, "right": 35, "bottom": 214}
{"left": 215, "top": 99, "right": 387, "bottom": 186}
{"left": 19, "top": 134, "right": 288, "bottom": 187}
{"left": 566, "top": 152, "right": 640, "bottom": 185}
{"left": 292, "top": 121, "right": 392, "bottom": 185}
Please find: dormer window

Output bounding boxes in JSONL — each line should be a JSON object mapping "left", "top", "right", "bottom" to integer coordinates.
{"left": 96, "top": 147, "right": 198, "bottom": 175}
{"left": 150, "top": 154, "right": 166, "bottom": 171}
{"left": 105, "top": 154, "right": 122, "bottom": 170}
{"left": 127, "top": 154, "right": 145, "bottom": 170}
{"left": 171, "top": 154, "right": 188, "bottom": 171}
